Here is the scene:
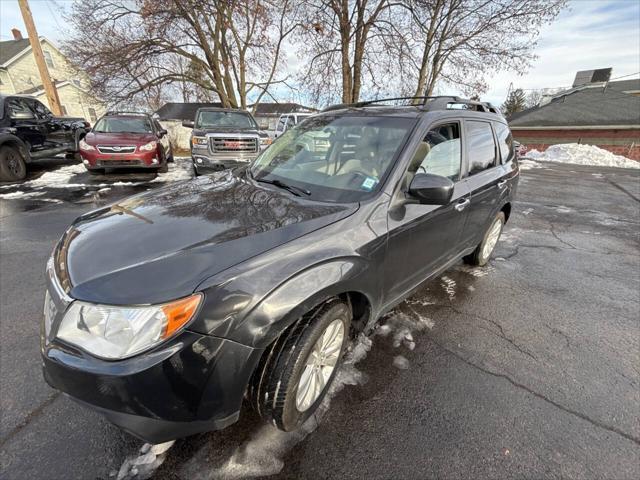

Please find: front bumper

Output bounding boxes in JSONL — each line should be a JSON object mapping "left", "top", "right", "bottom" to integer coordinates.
{"left": 80, "top": 148, "right": 162, "bottom": 169}
{"left": 42, "top": 328, "right": 262, "bottom": 443}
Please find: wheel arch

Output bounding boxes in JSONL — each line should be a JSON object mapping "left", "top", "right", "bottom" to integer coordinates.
{"left": 0, "top": 133, "right": 30, "bottom": 162}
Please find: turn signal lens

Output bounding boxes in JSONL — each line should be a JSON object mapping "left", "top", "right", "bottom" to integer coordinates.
{"left": 161, "top": 294, "right": 202, "bottom": 339}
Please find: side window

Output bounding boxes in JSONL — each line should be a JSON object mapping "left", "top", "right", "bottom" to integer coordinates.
{"left": 7, "top": 98, "right": 35, "bottom": 119}
{"left": 43, "top": 50, "right": 55, "bottom": 68}
{"left": 494, "top": 122, "right": 514, "bottom": 164}
{"left": 32, "top": 100, "right": 52, "bottom": 119}
{"left": 465, "top": 120, "right": 497, "bottom": 175}
{"left": 88, "top": 107, "right": 97, "bottom": 122}
{"left": 408, "top": 123, "right": 461, "bottom": 182}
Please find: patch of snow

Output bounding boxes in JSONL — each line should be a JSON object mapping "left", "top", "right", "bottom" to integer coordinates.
{"left": 393, "top": 355, "right": 410, "bottom": 370}
{"left": 440, "top": 275, "right": 456, "bottom": 299}
{"left": 0, "top": 190, "right": 45, "bottom": 199}
{"left": 150, "top": 158, "right": 194, "bottom": 183}
{"left": 525, "top": 144, "right": 639, "bottom": 169}
{"left": 519, "top": 159, "right": 543, "bottom": 171}
{"left": 115, "top": 440, "right": 175, "bottom": 480}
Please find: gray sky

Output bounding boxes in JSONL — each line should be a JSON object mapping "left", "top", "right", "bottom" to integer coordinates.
{"left": 1, "top": 0, "right": 638, "bottom": 106}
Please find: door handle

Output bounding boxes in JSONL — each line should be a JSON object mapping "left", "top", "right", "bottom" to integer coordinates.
{"left": 497, "top": 180, "right": 508, "bottom": 189}
{"left": 455, "top": 199, "right": 470, "bottom": 212}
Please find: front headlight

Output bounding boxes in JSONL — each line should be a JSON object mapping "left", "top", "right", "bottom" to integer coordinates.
{"left": 57, "top": 294, "right": 202, "bottom": 359}
{"left": 192, "top": 136, "right": 207, "bottom": 147}
{"left": 79, "top": 139, "right": 95, "bottom": 151}
{"left": 260, "top": 137, "right": 272, "bottom": 148}
{"left": 139, "top": 141, "right": 158, "bottom": 152}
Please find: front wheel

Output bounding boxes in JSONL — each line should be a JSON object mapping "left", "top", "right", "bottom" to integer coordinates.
{"left": 0, "top": 145, "right": 27, "bottom": 182}
{"left": 250, "top": 299, "right": 351, "bottom": 431}
{"left": 464, "top": 212, "right": 505, "bottom": 266}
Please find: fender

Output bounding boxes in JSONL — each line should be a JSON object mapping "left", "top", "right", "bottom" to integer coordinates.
{"left": 0, "top": 133, "right": 30, "bottom": 162}
{"left": 194, "top": 257, "right": 376, "bottom": 349}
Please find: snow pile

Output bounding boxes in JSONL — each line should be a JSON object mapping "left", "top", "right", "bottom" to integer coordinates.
{"left": 151, "top": 157, "right": 194, "bottom": 183}
{"left": 114, "top": 441, "right": 175, "bottom": 480}
{"left": 524, "top": 144, "right": 639, "bottom": 169}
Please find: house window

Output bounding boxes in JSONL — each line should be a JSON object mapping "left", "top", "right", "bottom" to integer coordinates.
{"left": 88, "top": 107, "right": 97, "bottom": 122}
{"left": 43, "top": 50, "right": 55, "bottom": 69}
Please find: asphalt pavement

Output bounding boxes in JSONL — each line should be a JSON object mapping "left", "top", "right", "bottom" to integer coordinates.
{"left": 0, "top": 158, "right": 638, "bottom": 479}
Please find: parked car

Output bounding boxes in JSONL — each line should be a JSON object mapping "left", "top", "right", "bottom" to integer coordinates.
{"left": 0, "top": 94, "right": 88, "bottom": 182}
{"left": 183, "top": 107, "right": 271, "bottom": 175}
{"left": 78, "top": 112, "right": 172, "bottom": 174}
{"left": 42, "top": 96, "right": 518, "bottom": 443}
{"left": 273, "top": 112, "right": 313, "bottom": 138}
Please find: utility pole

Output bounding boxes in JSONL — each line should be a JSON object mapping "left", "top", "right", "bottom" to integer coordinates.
{"left": 17, "top": 0, "right": 63, "bottom": 115}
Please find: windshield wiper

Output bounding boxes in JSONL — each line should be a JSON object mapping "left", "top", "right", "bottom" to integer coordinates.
{"left": 255, "top": 177, "right": 311, "bottom": 197}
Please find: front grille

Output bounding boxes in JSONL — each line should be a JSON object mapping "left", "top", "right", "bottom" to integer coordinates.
{"left": 97, "top": 145, "right": 137, "bottom": 154}
{"left": 97, "top": 159, "right": 144, "bottom": 166}
{"left": 210, "top": 137, "right": 258, "bottom": 153}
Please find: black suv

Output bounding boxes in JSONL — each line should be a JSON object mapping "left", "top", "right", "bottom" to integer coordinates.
{"left": 0, "top": 94, "right": 88, "bottom": 181}
{"left": 42, "top": 96, "right": 518, "bottom": 443}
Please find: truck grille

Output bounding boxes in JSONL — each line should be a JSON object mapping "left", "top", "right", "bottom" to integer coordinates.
{"left": 210, "top": 137, "right": 258, "bottom": 153}
{"left": 97, "top": 145, "right": 136, "bottom": 154}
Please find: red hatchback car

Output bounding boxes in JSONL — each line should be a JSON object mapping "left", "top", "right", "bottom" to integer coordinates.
{"left": 79, "top": 112, "right": 173, "bottom": 174}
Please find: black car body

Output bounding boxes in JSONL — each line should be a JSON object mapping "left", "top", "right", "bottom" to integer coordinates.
{"left": 42, "top": 97, "right": 518, "bottom": 443}
{"left": 0, "top": 94, "right": 88, "bottom": 181}
{"left": 183, "top": 107, "right": 271, "bottom": 174}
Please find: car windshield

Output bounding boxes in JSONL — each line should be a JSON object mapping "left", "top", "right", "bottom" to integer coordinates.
{"left": 250, "top": 115, "right": 416, "bottom": 203}
{"left": 93, "top": 117, "right": 152, "bottom": 133}
{"left": 196, "top": 111, "right": 257, "bottom": 129}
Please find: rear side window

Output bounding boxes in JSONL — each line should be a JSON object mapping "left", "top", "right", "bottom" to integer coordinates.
{"left": 465, "top": 120, "right": 497, "bottom": 175}
{"left": 495, "top": 123, "right": 514, "bottom": 163}
{"left": 6, "top": 98, "right": 35, "bottom": 119}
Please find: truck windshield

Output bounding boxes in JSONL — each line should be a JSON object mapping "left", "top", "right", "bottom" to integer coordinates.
{"left": 250, "top": 114, "right": 416, "bottom": 203}
{"left": 196, "top": 111, "right": 257, "bottom": 129}
{"left": 93, "top": 117, "right": 152, "bottom": 133}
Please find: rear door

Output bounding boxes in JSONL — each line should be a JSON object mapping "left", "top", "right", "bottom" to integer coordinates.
{"left": 459, "top": 119, "right": 505, "bottom": 249}
{"left": 29, "top": 99, "right": 73, "bottom": 148}
{"left": 384, "top": 121, "right": 470, "bottom": 302}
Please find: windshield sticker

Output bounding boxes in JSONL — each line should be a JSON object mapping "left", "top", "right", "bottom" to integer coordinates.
{"left": 361, "top": 177, "right": 378, "bottom": 191}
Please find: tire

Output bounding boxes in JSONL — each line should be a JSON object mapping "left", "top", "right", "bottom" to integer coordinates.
{"left": 464, "top": 212, "right": 505, "bottom": 266}
{"left": 87, "top": 169, "right": 105, "bottom": 176}
{"left": 157, "top": 161, "right": 169, "bottom": 173}
{"left": 0, "top": 145, "right": 27, "bottom": 182}
{"left": 166, "top": 146, "right": 174, "bottom": 163}
{"left": 250, "top": 298, "right": 352, "bottom": 431}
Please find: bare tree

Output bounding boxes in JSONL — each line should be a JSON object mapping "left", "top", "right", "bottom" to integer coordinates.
{"left": 298, "top": 0, "right": 403, "bottom": 105}
{"left": 525, "top": 89, "right": 543, "bottom": 108}
{"left": 400, "top": 0, "right": 567, "bottom": 100}
{"left": 63, "top": 0, "right": 301, "bottom": 111}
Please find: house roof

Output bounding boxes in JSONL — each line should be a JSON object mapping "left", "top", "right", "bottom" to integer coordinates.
{"left": 509, "top": 79, "right": 640, "bottom": 128}
{"left": 0, "top": 38, "right": 31, "bottom": 65}
{"left": 155, "top": 102, "right": 316, "bottom": 121}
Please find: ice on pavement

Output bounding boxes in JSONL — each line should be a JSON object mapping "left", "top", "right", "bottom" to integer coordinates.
{"left": 393, "top": 355, "right": 410, "bottom": 370}
{"left": 524, "top": 143, "right": 639, "bottom": 169}
{"left": 114, "top": 440, "right": 175, "bottom": 480}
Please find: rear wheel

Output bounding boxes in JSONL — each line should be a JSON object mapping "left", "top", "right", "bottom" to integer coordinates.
{"left": 250, "top": 299, "right": 351, "bottom": 431}
{"left": 0, "top": 145, "right": 27, "bottom": 182}
{"left": 464, "top": 212, "right": 505, "bottom": 266}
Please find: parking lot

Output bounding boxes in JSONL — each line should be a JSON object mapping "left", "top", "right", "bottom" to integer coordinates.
{"left": 1, "top": 159, "right": 638, "bottom": 479}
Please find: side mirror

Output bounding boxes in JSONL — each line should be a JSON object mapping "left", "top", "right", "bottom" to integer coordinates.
{"left": 182, "top": 120, "right": 194, "bottom": 128}
{"left": 408, "top": 173, "right": 454, "bottom": 205}
{"left": 159, "top": 129, "right": 168, "bottom": 137}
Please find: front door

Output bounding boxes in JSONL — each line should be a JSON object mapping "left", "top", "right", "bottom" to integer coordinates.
{"left": 6, "top": 97, "right": 46, "bottom": 150}
{"left": 384, "top": 121, "right": 470, "bottom": 303}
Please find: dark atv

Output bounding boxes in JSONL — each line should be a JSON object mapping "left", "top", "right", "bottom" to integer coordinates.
{"left": 0, "top": 94, "right": 89, "bottom": 182}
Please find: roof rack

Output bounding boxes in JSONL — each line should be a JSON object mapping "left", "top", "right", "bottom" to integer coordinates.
{"left": 105, "top": 110, "right": 150, "bottom": 116}
{"left": 321, "top": 96, "right": 502, "bottom": 115}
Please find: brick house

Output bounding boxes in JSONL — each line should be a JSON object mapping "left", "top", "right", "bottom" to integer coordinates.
{"left": 0, "top": 29, "right": 106, "bottom": 122}
{"left": 508, "top": 77, "right": 640, "bottom": 161}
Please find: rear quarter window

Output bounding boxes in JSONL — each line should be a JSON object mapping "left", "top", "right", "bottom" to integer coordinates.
{"left": 494, "top": 122, "right": 514, "bottom": 164}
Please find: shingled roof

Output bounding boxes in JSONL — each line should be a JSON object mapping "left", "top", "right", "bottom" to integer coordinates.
{"left": 155, "top": 102, "right": 316, "bottom": 121}
{"left": 0, "top": 38, "right": 31, "bottom": 65}
{"left": 509, "top": 79, "right": 640, "bottom": 128}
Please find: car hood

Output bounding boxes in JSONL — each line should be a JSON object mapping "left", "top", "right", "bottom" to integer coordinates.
{"left": 57, "top": 170, "right": 357, "bottom": 305}
{"left": 86, "top": 131, "right": 157, "bottom": 145}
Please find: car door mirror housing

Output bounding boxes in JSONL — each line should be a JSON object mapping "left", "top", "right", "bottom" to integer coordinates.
{"left": 408, "top": 173, "right": 455, "bottom": 205}
{"left": 159, "top": 129, "right": 168, "bottom": 137}
{"left": 182, "top": 120, "right": 194, "bottom": 128}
